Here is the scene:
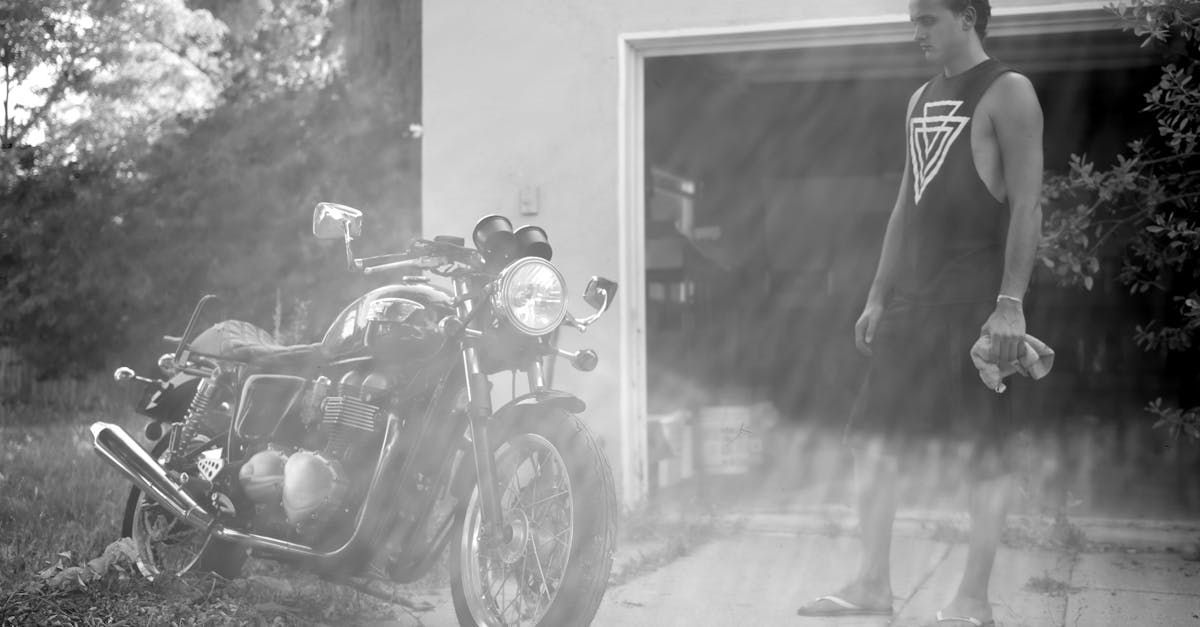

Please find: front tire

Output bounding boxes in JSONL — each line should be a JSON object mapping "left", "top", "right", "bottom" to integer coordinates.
{"left": 450, "top": 408, "right": 617, "bottom": 626}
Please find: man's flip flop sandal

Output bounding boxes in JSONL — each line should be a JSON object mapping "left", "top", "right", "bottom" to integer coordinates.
{"left": 935, "top": 610, "right": 995, "bottom": 626}
{"left": 795, "top": 595, "right": 893, "bottom": 617}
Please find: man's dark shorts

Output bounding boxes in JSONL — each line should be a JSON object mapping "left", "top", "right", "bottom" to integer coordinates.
{"left": 845, "top": 297, "right": 1028, "bottom": 480}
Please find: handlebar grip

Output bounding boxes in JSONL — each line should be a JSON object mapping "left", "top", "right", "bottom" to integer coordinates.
{"left": 362, "top": 258, "right": 431, "bottom": 276}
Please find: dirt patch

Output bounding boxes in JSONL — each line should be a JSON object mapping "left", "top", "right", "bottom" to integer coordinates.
{"left": 3, "top": 560, "right": 429, "bottom": 626}
{"left": 609, "top": 506, "right": 739, "bottom": 587}
{"left": 1023, "top": 571, "right": 1083, "bottom": 597}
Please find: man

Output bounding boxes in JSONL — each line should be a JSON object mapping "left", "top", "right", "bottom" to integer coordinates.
{"left": 795, "top": 1, "right": 1043, "bottom": 625}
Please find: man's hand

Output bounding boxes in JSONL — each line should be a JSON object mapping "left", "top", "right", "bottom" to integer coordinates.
{"left": 982, "top": 299, "right": 1026, "bottom": 364}
{"left": 855, "top": 302, "right": 884, "bottom": 356}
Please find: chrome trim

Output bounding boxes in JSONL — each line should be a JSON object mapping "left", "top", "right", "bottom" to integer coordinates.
{"left": 157, "top": 353, "right": 178, "bottom": 375}
{"left": 491, "top": 257, "right": 568, "bottom": 336}
{"left": 91, "top": 413, "right": 406, "bottom": 563}
{"left": 90, "top": 423, "right": 213, "bottom": 529}
{"left": 528, "top": 360, "right": 546, "bottom": 392}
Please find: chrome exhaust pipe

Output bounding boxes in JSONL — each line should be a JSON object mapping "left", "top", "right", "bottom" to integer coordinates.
{"left": 90, "top": 422, "right": 214, "bottom": 529}
{"left": 90, "top": 422, "right": 320, "bottom": 558}
{"left": 90, "top": 417, "right": 405, "bottom": 563}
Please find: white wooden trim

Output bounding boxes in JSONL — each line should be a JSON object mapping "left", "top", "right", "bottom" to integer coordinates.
{"left": 623, "top": 2, "right": 1116, "bottom": 56}
{"left": 617, "top": 35, "right": 649, "bottom": 509}
{"left": 615, "top": 1, "right": 1121, "bottom": 505}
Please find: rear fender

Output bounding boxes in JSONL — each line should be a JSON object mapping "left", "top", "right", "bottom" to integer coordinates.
{"left": 137, "top": 372, "right": 200, "bottom": 422}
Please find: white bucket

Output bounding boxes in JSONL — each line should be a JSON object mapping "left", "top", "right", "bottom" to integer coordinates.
{"left": 697, "top": 402, "right": 778, "bottom": 475}
{"left": 649, "top": 410, "right": 694, "bottom": 488}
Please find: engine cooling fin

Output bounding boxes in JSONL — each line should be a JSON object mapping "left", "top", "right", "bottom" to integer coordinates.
{"left": 322, "top": 396, "right": 382, "bottom": 459}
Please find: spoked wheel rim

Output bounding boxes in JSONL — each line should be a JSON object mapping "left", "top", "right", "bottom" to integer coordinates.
{"left": 459, "top": 433, "right": 575, "bottom": 626}
{"left": 130, "top": 493, "right": 213, "bottom": 580}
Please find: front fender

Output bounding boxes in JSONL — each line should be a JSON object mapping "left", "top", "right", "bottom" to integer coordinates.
{"left": 493, "top": 389, "right": 586, "bottom": 417}
{"left": 449, "top": 389, "right": 585, "bottom": 502}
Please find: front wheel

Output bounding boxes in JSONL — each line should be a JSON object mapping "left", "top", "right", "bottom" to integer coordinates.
{"left": 450, "top": 408, "right": 617, "bottom": 626}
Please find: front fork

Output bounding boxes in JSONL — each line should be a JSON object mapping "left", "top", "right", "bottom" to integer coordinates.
{"left": 455, "top": 278, "right": 504, "bottom": 541}
{"left": 455, "top": 278, "right": 553, "bottom": 543}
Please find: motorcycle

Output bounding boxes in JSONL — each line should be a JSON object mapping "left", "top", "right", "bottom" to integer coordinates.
{"left": 91, "top": 203, "right": 619, "bottom": 626}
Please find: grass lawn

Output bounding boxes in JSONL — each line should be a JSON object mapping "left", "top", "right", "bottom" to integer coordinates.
{"left": 0, "top": 402, "right": 420, "bottom": 625}
{"left": 0, "top": 404, "right": 135, "bottom": 590}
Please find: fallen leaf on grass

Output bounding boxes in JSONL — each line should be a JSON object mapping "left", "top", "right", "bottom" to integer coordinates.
{"left": 31, "top": 538, "right": 140, "bottom": 592}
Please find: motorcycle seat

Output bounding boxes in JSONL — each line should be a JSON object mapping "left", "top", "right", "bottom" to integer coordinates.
{"left": 187, "top": 320, "right": 328, "bottom": 370}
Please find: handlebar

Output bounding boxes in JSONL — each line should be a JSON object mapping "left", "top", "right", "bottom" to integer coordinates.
{"left": 354, "top": 238, "right": 484, "bottom": 277}
{"left": 357, "top": 256, "right": 441, "bottom": 276}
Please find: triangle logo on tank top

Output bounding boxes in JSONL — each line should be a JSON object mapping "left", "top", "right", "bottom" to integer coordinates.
{"left": 909, "top": 100, "right": 970, "bottom": 204}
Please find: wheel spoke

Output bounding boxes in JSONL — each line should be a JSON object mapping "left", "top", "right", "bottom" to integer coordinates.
{"left": 486, "top": 555, "right": 508, "bottom": 606}
{"left": 528, "top": 488, "right": 569, "bottom": 510}
{"left": 498, "top": 568, "right": 523, "bottom": 620}
{"left": 528, "top": 529, "right": 552, "bottom": 603}
{"left": 462, "top": 433, "right": 579, "bottom": 626}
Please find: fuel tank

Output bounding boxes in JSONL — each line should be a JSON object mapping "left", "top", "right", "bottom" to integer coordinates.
{"left": 321, "top": 283, "right": 454, "bottom": 361}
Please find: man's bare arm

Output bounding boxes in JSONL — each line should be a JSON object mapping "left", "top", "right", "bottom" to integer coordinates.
{"left": 993, "top": 73, "right": 1044, "bottom": 301}
{"left": 984, "top": 72, "right": 1044, "bottom": 364}
{"left": 856, "top": 86, "right": 923, "bottom": 355}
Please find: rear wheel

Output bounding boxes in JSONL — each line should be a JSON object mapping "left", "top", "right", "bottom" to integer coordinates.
{"left": 120, "top": 438, "right": 245, "bottom": 580}
{"left": 450, "top": 408, "right": 616, "bottom": 626}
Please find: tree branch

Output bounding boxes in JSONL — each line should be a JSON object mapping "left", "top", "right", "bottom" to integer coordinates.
{"left": 3, "top": 41, "right": 11, "bottom": 147}
{"left": 1132, "top": 151, "right": 1200, "bottom": 167}
{"left": 1156, "top": 190, "right": 1200, "bottom": 207}
{"left": 1083, "top": 189, "right": 1200, "bottom": 256}
{"left": 146, "top": 38, "right": 221, "bottom": 86}
{"left": 1089, "top": 210, "right": 1152, "bottom": 255}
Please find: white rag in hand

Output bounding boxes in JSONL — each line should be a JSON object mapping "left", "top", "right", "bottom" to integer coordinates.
{"left": 969, "top": 334, "right": 1055, "bottom": 393}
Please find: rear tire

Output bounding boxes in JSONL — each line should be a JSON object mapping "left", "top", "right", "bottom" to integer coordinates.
{"left": 121, "top": 437, "right": 246, "bottom": 580}
{"left": 450, "top": 408, "right": 617, "bottom": 626}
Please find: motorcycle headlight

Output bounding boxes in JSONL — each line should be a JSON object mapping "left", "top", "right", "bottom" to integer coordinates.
{"left": 492, "top": 257, "right": 567, "bottom": 336}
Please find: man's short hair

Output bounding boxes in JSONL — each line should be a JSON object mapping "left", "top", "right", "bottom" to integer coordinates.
{"left": 945, "top": 0, "right": 992, "bottom": 39}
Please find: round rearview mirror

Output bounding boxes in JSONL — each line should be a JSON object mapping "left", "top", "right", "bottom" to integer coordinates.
{"left": 583, "top": 277, "right": 618, "bottom": 312}
{"left": 313, "top": 202, "right": 363, "bottom": 240}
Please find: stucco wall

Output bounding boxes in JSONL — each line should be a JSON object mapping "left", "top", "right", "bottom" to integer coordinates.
{"left": 422, "top": 0, "right": 1109, "bottom": 505}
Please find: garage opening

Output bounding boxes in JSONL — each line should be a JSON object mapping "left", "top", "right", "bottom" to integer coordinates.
{"left": 641, "top": 27, "right": 1196, "bottom": 516}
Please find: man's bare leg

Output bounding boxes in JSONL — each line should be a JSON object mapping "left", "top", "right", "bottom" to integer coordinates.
{"left": 938, "top": 473, "right": 1012, "bottom": 625}
{"left": 798, "top": 445, "right": 898, "bottom": 614}
{"left": 849, "top": 450, "right": 899, "bottom": 603}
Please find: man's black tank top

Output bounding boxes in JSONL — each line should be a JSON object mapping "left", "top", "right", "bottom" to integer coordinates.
{"left": 897, "top": 58, "right": 1012, "bottom": 305}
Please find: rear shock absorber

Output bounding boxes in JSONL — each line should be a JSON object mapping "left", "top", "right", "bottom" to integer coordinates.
{"left": 166, "top": 369, "right": 235, "bottom": 468}
{"left": 181, "top": 369, "right": 235, "bottom": 441}
{"left": 187, "top": 377, "right": 217, "bottom": 422}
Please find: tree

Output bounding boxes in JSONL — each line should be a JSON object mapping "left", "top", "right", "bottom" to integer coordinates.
{"left": 0, "top": 0, "right": 422, "bottom": 380}
{"left": 1039, "top": 0, "right": 1200, "bottom": 440}
{"left": 0, "top": 0, "right": 227, "bottom": 179}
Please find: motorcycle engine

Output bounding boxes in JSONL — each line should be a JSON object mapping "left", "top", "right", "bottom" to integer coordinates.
{"left": 236, "top": 368, "right": 390, "bottom": 538}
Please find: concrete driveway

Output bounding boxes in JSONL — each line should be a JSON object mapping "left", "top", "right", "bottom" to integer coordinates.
{"left": 388, "top": 510, "right": 1200, "bottom": 626}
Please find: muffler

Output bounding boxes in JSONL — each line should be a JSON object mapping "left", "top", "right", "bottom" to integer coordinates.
{"left": 90, "top": 422, "right": 320, "bottom": 558}
{"left": 90, "top": 422, "right": 215, "bottom": 529}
